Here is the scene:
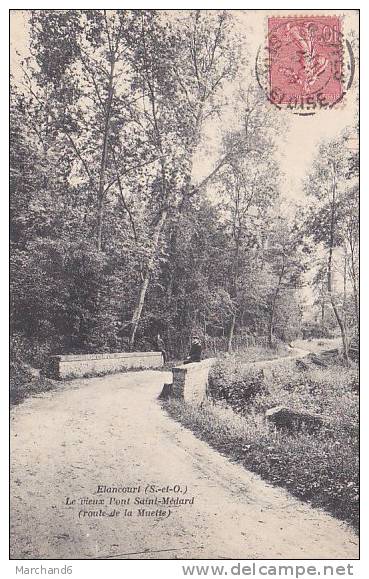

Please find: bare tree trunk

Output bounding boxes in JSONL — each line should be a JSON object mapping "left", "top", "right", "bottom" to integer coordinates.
{"left": 348, "top": 239, "right": 359, "bottom": 328}
{"left": 97, "top": 56, "right": 115, "bottom": 251}
{"left": 268, "top": 259, "right": 285, "bottom": 348}
{"left": 129, "top": 210, "right": 167, "bottom": 348}
{"left": 343, "top": 247, "right": 347, "bottom": 329}
{"left": 268, "top": 292, "right": 280, "bottom": 347}
{"left": 352, "top": 280, "right": 359, "bottom": 329}
{"left": 327, "top": 249, "right": 349, "bottom": 363}
{"left": 227, "top": 312, "right": 236, "bottom": 353}
{"left": 321, "top": 278, "right": 325, "bottom": 326}
{"left": 268, "top": 310, "right": 274, "bottom": 348}
{"left": 327, "top": 163, "right": 349, "bottom": 364}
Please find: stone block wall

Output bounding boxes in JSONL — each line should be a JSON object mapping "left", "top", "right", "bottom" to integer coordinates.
{"left": 171, "top": 358, "right": 216, "bottom": 403}
{"left": 48, "top": 351, "right": 163, "bottom": 380}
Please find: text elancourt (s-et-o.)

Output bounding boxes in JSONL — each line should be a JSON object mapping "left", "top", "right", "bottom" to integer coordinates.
{"left": 64, "top": 482, "right": 195, "bottom": 519}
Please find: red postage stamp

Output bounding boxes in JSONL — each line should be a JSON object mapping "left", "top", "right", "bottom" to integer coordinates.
{"left": 267, "top": 16, "right": 343, "bottom": 108}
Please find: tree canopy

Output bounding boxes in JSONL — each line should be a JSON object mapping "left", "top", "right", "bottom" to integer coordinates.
{"left": 10, "top": 9, "right": 358, "bottom": 364}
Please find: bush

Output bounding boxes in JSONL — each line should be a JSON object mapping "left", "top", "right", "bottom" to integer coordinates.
{"left": 10, "top": 333, "right": 56, "bottom": 405}
{"left": 209, "top": 358, "right": 268, "bottom": 413}
{"left": 302, "top": 322, "right": 335, "bottom": 339}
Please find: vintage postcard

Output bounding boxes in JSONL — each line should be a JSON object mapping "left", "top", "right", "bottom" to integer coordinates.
{"left": 10, "top": 9, "right": 359, "bottom": 563}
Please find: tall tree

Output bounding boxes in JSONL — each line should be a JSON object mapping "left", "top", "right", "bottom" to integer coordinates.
{"left": 264, "top": 215, "right": 306, "bottom": 347}
{"left": 212, "top": 86, "right": 285, "bottom": 350}
{"left": 305, "top": 134, "right": 359, "bottom": 362}
{"left": 127, "top": 9, "right": 239, "bottom": 346}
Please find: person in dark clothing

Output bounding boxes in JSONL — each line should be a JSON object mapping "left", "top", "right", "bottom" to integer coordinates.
{"left": 155, "top": 333, "right": 167, "bottom": 364}
{"left": 183, "top": 336, "right": 202, "bottom": 364}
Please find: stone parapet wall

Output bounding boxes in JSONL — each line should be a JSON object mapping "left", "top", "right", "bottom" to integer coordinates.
{"left": 48, "top": 351, "right": 163, "bottom": 380}
{"left": 172, "top": 358, "right": 216, "bottom": 403}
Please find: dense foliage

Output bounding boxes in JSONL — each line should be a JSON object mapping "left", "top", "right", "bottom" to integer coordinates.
{"left": 11, "top": 10, "right": 358, "bottom": 376}
{"left": 10, "top": 10, "right": 305, "bottom": 367}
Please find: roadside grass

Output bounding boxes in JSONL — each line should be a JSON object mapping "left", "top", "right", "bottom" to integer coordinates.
{"left": 209, "top": 357, "right": 359, "bottom": 424}
{"left": 10, "top": 371, "right": 57, "bottom": 406}
{"left": 210, "top": 343, "right": 291, "bottom": 365}
{"left": 163, "top": 361, "right": 359, "bottom": 530}
{"left": 293, "top": 337, "right": 341, "bottom": 353}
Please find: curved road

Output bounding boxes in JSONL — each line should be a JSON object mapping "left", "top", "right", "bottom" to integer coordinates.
{"left": 11, "top": 370, "right": 358, "bottom": 559}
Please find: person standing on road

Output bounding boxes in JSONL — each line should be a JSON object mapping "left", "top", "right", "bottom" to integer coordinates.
{"left": 156, "top": 333, "right": 167, "bottom": 364}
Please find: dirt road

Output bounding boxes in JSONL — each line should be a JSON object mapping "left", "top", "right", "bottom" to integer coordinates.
{"left": 10, "top": 370, "right": 358, "bottom": 559}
